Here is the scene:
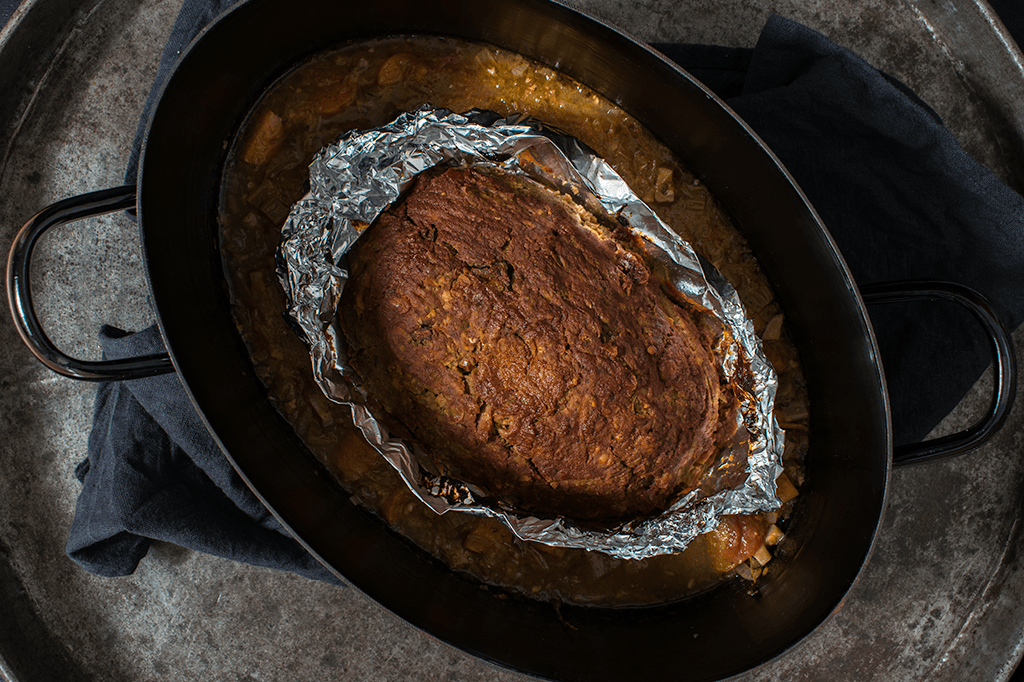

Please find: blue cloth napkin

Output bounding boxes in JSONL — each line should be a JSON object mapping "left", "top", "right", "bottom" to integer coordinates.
{"left": 67, "top": 3, "right": 1024, "bottom": 580}
{"left": 68, "top": 325, "right": 341, "bottom": 582}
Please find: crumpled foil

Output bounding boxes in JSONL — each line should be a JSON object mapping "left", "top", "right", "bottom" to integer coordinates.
{"left": 278, "top": 105, "right": 785, "bottom": 559}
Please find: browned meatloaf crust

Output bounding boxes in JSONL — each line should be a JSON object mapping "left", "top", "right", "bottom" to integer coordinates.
{"left": 339, "top": 165, "right": 742, "bottom": 521}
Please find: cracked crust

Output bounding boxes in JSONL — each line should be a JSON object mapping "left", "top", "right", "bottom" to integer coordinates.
{"left": 339, "top": 165, "right": 742, "bottom": 520}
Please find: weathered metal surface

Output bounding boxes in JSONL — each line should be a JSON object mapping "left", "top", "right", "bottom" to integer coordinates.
{"left": 0, "top": 0, "right": 1022, "bottom": 679}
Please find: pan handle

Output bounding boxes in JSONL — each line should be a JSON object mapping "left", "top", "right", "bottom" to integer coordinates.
{"left": 860, "top": 280, "right": 1017, "bottom": 466}
{"left": 6, "top": 185, "right": 174, "bottom": 381}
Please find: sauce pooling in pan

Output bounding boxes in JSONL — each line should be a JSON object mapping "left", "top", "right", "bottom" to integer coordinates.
{"left": 219, "top": 35, "right": 808, "bottom": 605}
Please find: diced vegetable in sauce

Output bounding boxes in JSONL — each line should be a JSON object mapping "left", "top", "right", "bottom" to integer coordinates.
{"left": 706, "top": 514, "right": 769, "bottom": 573}
{"left": 240, "top": 109, "right": 284, "bottom": 166}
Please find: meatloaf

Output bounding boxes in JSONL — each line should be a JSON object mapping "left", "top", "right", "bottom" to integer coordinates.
{"left": 339, "top": 164, "right": 743, "bottom": 521}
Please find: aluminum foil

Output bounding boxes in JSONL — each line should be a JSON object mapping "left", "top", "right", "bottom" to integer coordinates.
{"left": 278, "top": 105, "right": 785, "bottom": 559}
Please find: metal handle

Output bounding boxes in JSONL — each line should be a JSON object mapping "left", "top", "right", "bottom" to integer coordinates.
{"left": 861, "top": 280, "right": 1017, "bottom": 466}
{"left": 6, "top": 185, "right": 174, "bottom": 381}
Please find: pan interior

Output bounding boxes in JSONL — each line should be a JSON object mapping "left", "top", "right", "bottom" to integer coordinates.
{"left": 137, "top": 0, "right": 890, "bottom": 679}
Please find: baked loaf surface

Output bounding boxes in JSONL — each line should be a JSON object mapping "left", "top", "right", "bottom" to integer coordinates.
{"left": 340, "top": 165, "right": 742, "bottom": 520}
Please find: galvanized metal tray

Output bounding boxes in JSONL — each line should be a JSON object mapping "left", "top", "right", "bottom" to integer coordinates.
{"left": 1, "top": 0, "right": 1023, "bottom": 679}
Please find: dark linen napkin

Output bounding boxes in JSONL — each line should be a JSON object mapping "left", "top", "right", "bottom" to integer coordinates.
{"left": 68, "top": 325, "right": 342, "bottom": 583}
{"left": 67, "top": 2, "right": 1024, "bottom": 580}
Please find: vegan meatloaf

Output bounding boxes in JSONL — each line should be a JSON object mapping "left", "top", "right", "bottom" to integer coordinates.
{"left": 339, "top": 164, "right": 743, "bottom": 521}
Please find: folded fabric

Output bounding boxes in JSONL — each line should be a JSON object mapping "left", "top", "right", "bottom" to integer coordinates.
{"left": 68, "top": 2, "right": 1024, "bottom": 580}
{"left": 67, "top": 325, "right": 341, "bottom": 583}
{"left": 724, "top": 18, "right": 1023, "bottom": 442}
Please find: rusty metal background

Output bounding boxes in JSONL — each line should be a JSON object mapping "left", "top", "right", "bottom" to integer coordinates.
{"left": 1, "top": 0, "right": 1023, "bottom": 680}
